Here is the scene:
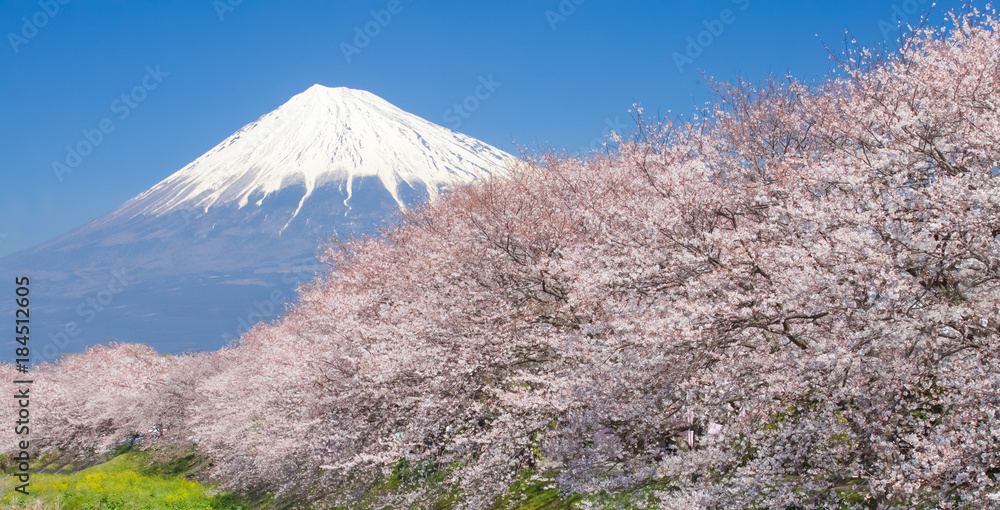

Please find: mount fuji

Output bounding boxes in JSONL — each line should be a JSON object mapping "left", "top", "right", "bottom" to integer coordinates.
{"left": 0, "top": 85, "right": 513, "bottom": 360}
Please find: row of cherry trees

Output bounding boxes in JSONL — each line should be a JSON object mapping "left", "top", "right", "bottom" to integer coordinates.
{"left": 7, "top": 9, "right": 1000, "bottom": 509}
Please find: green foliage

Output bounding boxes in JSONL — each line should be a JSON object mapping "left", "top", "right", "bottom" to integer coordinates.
{"left": 2, "top": 448, "right": 892, "bottom": 509}
{"left": 0, "top": 452, "right": 250, "bottom": 510}
{"left": 490, "top": 471, "right": 581, "bottom": 510}
{"left": 325, "top": 459, "right": 459, "bottom": 509}
{"left": 491, "top": 470, "right": 679, "bottom": 510}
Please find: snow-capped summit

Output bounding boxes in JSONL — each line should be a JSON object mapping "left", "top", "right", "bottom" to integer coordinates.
{"left": 1, "top": 85, "right": 513, "bottom": 357}
{"left": 114, "top": 84, "right": 512, "bottom": 225}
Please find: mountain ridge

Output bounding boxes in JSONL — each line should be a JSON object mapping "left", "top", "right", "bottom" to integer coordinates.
{"left": 111, "top": 85, "right": 511, "bottom": 223}
{"left": 0, "top": 85, "right": 513, "bottom": 358}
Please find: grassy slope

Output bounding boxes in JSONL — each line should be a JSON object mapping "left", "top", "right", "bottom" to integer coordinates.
{"left": 0, "top": 449, "right": 667, "bottom": 510}
{"left": 1, "top": 448, "right": 892, "bottom": 509}
{"left": 0, "top": 450, "right": 249, "bottom": 510}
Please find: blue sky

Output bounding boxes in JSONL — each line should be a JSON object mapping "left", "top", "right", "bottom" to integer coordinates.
{"left": 0, "top": 0, "right": 982, "bottom": 257}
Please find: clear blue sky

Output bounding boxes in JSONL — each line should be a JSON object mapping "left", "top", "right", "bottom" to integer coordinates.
{"left": 0, "top": 0, "right": 982, "bottom": 257}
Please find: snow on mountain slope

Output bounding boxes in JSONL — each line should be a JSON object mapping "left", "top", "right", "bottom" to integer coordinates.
{"left": 0, "top": 85, "right": 515, "bottom": 358}
{"left": 113, "top": 85, "right": 512, "bottom": 224}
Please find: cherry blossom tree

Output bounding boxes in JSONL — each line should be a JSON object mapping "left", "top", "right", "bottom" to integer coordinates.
{"left": 188, "top": 9, "right": 1000, "bottom": 508}
{"left": 33, "top": 343, "right": 190, "bottom": 456}
{"left": 14, "top": 8, "right": 1000, "bottom": 509}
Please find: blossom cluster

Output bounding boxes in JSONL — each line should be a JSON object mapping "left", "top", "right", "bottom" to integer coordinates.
{"left": 6, "top": 9, "right": 1000, "bottom": 509}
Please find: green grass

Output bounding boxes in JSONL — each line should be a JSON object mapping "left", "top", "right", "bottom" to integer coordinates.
{"left": 1, "top": 452, "right": 669, "bottom": 509}
{"left": 0, "top": 451, "right": 250, "bottom": 510}
{"left": 321, "top": 461, "right": 586, "bottom": 510}
{"left": 2, "top": 447, "right": 897, "bottom": 509}
{"left": 489, "top": 471, "right": 581, "bottom": 510}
